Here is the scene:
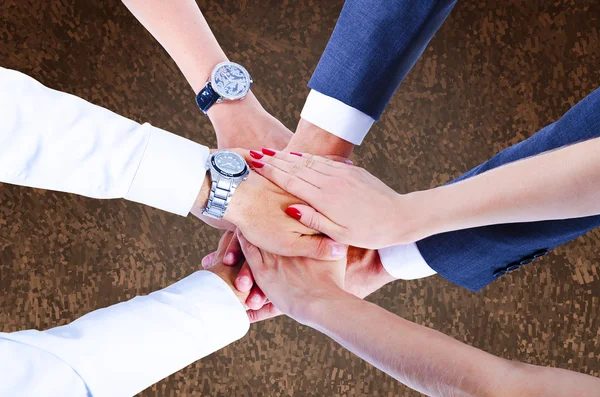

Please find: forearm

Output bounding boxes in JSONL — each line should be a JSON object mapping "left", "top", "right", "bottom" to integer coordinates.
{"left": 300, "top": 290, "right": 599, "bottom": 397}
{"left": 122, "top": 0, "right": 225, "bottom": 93}
{"left": 1, "top": 271, "right": 249, "bottom": 396}
{"left": 287, "top": 118, "right": 354, "bottom": 158}
{"left": 411, "top": 137, "right": 600, "bottom": 238}
{"left": 122, "top": 0, "right": 267, "bottom": 142}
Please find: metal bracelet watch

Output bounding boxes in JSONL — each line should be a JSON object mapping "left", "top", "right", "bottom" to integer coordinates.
{"left": 195, "top": 61, "right": 253, "bottom": 114}
{"left": 202, "top": 150, "right": 249, "bottom": 220}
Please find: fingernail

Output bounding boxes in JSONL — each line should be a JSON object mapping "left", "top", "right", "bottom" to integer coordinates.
{"left": 224, "top": 253, "right": 235, "bottom": 264}
{"left": 290, "top": 151, "right": 302, "bottom": 157}
{"left": 331, "top": 243, "right": 347, "bottom": 258}
{"left": 251, "top": 160, "right": 265, "bottom": 168}
{"left": 249, "top": 150, "right": 264, "bottom": 159}
{"left": 284, "top": 207, "right": 302, "bottom": 220}
{"left": 250, "top": 294, "right": 263, "bottom": 303}
{"left": 238, "top": 276, "right": 251, "bottom": 288}
{"left": 201, "top": 252, "right": 215, "bottom": 268}
{"left": 345, "top": 159, "right": 354, "bottom": 165}
{"left": 261, "top": 148, "right": 276, "bottom": 156}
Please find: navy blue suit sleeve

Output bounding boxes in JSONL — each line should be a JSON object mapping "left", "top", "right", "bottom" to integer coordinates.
{"left": 308, "top": 0, "right": 458, "bottom": 120}
{"left": 416, "top": 87, "right": 600, "bottom": 291}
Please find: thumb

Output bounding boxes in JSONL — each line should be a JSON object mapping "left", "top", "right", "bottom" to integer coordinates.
{"left": 247, "top": 303, "right": 283, "bottom": 323}
{"left": 236, "top": 230, "right": 263, "bottom": 268}
{"left": 285, "top": 204, "right": 341, "bottom": 240}
{"left": 294, "top": 234, "right": 347, "bottom": 261}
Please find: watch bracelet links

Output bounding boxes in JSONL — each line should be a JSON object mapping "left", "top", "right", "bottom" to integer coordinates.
{"left": 203, "top": 176, "right": 235, "bottom": 219}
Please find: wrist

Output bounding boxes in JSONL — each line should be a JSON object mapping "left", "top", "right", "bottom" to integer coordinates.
{"left": 207, "top": 93, "right": 291, "bottom": 150}
{"left": 190, "top": 171, "right": 212, "bottom": 219}
{"left": 292, "top": 287, "right": 356, "bottom": 326}
{"left": 207, "top": 265, "right": 250, "bottom": 306}
{"left": 206, "top": 91, "right": 263, "bottom": 126}
{"left": 220, "top": 171, "right": 257, "bottom": 225}
{"left": 287, "top": 118, "right": 354, "bottom": 158}
{"left": 391, "top": 190, "right": 439, "bottom": 244}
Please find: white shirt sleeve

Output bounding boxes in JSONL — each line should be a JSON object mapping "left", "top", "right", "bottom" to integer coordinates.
{"left": 378, "top": 243, "right": 438, "bottom": 280}
{"left": 0, "top": 271, "right": 249, "bottom": 397}
{"left": 300, "top": 90, "right": 375, "bottom": 145}
{"left": 0, "top": 67, "right": 209, "bottom": 216}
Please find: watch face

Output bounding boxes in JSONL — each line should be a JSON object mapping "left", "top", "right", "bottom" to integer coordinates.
{"left": 212, "top": 151, "right": 248, "bottom": 177}
{"left": 210, "top": 62, "right": 252, "bottom": 100}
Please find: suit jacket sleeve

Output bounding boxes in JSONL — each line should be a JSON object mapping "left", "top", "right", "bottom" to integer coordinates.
{"left": 0, "top": 271, "right": 249, "bottom": 397}
{"left": 308, "top": 0, "right": 458, "bottom": 120}
{"left": 416, "top": 87, "right": 600, "bottom": 291}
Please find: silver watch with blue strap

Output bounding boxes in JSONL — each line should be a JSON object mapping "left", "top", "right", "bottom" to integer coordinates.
{"left": 203, "top": 150, "right": 249, "bottom": 220}
{"left": 195, "top": 62, "right": 253, "bottom": 114}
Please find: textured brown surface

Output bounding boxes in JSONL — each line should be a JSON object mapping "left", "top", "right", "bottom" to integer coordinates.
{"left": 1, "top": 0, "right": 600, "bottom": 396}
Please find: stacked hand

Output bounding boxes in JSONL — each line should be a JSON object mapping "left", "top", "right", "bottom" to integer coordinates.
{"left": 236, "top": 231, "right": 347, "bottom": 324}
{"left": 193, "top": 166, "right": 348, "bottom": 261}
{"left": 249, "top": 149, "right": 428, "bottom": 249}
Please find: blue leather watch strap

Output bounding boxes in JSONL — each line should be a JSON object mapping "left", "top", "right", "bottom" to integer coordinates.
{"left": 195, "top": 82, "right": 220, "bottom": 114}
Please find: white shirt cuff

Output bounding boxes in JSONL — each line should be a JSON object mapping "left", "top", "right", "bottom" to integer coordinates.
{"left": 378, "top": 243, "right": 437, "bottom": 280}
{"left": 125, "top": 124, "right": 210, "bottom": 216}
{"left": 300, "top": 90, "right": 374, "bottom": 145}
{"left": 3, "top": 271, "right": 249, "bottom": 397}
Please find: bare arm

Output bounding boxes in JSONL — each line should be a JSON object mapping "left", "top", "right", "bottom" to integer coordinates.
{"left": 416, "top": 136, "right": 600, "bottom": 237}
{"left": 250, "top": 137, "right": 600, "bottom": 248}
{"left": 237, "top": 233, "right": 600, "bottom": 397}
{"left": 302, "top": 290, "right": 598, "bottom": 397}
{"left": 121, "top": 0, "right": 291, "bottom": 149}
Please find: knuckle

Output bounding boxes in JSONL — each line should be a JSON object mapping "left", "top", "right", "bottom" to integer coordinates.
{"left": 316, "top": 238, "right": 330, "bottom": 258}
{"left": 248, "top": 310, "right": 260, "bottom": 322}
{"left": 303, "top": 157, "right": 316, "bottom": 169}
{"left": 284, "top": 176, "right": 296, "bottom": 191}
{"left": 308, "top": 214, "right": 321, "bottom": 231}
{"left": 289, "top": 162, "right": 304, "bottom": 175}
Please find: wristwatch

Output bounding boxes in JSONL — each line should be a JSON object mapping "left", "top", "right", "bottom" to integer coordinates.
{"left": 203, "top": 150, "right": 250, "bottom": 220}
{"left": 195, "top": 61, "right": 253, "bottom": 114}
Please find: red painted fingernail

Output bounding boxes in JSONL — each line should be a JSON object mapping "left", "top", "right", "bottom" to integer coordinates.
{"left": 285, "top": 207, "right": 302, "bottom": 220}
{"left": 251, "top": 160, "right": 264, "bottom": 168}
{"left": 249, "top": 150, "right": 264, "bottom": 159}
{"left": 262, "top": 148, "right": 276, "bottom": 156}
{"left": 290, "top": 152, "right": 302, "bottom": 157}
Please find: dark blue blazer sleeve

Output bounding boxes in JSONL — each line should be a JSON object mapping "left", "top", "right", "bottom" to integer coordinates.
{"left": 417, "top": 87, "right": 600, "bottom": 292}
{"left": 308, "top": 0, "right": 458, "bottom": 120}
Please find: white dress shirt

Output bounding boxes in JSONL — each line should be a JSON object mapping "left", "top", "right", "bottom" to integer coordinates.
{"left": 0, "top": 67, "right": 249, "bottom": 396}
{"left": 302, "top": 89, "right": 437, "bottom": 280}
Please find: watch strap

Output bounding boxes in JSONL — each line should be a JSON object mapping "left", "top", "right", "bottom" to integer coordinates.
{"left": 203, "top": 176, "right": 235, "bottom": 219}
{"left": 195, "top": 82, "right": 220, "bottom": 114}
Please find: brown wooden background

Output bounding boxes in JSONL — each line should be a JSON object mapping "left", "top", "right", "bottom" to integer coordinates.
{"left": 1, "top": 0, "right": 599, "bottom": 396}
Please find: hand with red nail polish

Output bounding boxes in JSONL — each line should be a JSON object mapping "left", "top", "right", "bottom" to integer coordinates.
{"left": 219, "top": 171, "right": 348, "bottom": 261}
{"left": 247, "top": 150, "right": 423, "bottom": 249}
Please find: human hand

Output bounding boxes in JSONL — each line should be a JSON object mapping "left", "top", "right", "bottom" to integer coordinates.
{"left": 194, "top": 169, "right": 347, "bottom": 261}
{"left": 237, "top": 231, "right": 347, "bottom": 324}
{"left": 209, "top": 93, "right": 292, "bottom": 151}
{"left": 228, "top": 245, "right": 396, "bottom": 323}
{"left": 202, "top": 230, "right": 250, "bottom": 305}
{"left": 251, "top": 149, "right": 426, "bottom": 249}
{"left": 201, "top": 231, "right": 269, "bottom": 312}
